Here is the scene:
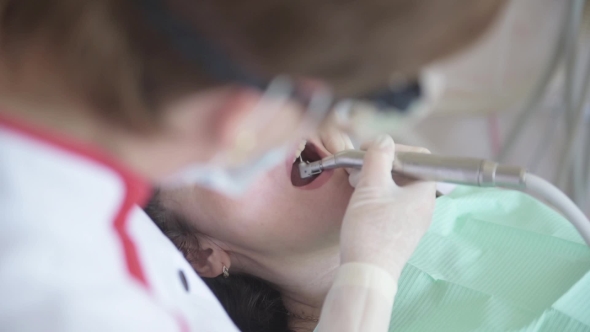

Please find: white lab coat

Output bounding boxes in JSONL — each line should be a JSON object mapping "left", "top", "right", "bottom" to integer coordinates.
{"left": 0, "top": 116, "right": 239, "bottom": 332}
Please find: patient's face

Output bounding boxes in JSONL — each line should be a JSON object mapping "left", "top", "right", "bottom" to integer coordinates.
{"left": 163, "top": 130, "right": 354, "bottom": 255}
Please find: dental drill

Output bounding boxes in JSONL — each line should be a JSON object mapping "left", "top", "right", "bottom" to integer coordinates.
{"left": 299, "top": 150, "right": 527, "bottom": 189}
{"left": 298, "top": 150, "right": 590, "bottom": 246}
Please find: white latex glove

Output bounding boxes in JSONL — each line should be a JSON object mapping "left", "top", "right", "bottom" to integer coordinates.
{"left": 317, "top": 135, "right": 436, "bottom": 332}
{"left": 341, "top": 135, "right": 437, "bottom": 279}
{"left": 347, "top": 143, "right": 429, "bottom": 188}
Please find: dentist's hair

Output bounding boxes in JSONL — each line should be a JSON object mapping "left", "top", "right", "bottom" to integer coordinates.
{"left": 0, "top": 0, "right": 505, "bottom": 128}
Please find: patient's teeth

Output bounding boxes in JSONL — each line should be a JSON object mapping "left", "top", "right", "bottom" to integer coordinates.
{"left": 293, "top": 139, "right": 307, "bottom": 162}
{"left": 299, "top": 140, "right": 306, "bottom": 151}
{"left": 294, "top": 148, "right": 304, "bottom": 161}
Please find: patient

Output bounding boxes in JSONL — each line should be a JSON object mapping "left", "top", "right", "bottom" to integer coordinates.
{"left": 146, "top": 130, "right": 590, "bottom": 332}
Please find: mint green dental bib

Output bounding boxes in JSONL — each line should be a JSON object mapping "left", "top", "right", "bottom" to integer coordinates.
{"left": 389, "top": 187, "right": 590, "bottom": 332}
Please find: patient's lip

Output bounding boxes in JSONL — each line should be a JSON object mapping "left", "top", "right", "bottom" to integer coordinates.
{"left": 321, "top": 127, "right": 352, "bottom": 156}
{"left": 307, "top": 137, "right": 330, "bottom": 159}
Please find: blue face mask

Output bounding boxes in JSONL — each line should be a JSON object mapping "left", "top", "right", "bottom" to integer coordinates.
{"left": 162, "top": 145, "right": 289, "bottom": 197}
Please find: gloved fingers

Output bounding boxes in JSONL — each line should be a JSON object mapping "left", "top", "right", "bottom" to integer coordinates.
{"left": 351, "top": 165, "right": 427, "bottom": 188}
{"left": 340, "top": 139, "right": 437, "bottom": 281}
{"left": 348, "top": 168, "right": 361, "bottom": 187}
{"left": 391, "top": 144, "right": 432, "bottom": 186}
{"left": 393, "top": 144, "right": 431, "bottom": 154}
{"left": 341, "top": 131, "right": 355, "bottom": 150}
{"left": 318, "top": 127, "right": 357, "bottom": 177}
{"left": 341, "top": 132, "right": 356, "bottom": 179}
{"left": 349, "top": 141, "right": 432, "bottom": 187}
{"left": 359, "top": 140, "right": 372, "bottom": 151}
{"left": 356, "top": 135, "right": 396, "bottom": 188}
{"left": 359, "top": 141, "right": 430, "bottom": 153}
{"left": 392, "top": 174, "right": 417, "bottom": 187}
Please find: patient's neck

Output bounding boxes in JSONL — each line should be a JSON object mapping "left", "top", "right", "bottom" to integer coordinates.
{"left": 241, "top": 245, "right": 340, "bottom": 331}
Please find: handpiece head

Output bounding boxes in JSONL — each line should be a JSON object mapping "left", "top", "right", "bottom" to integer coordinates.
{"left": 298, "top": 161, "right": 324, "bottom": 179}
{"left": 298, "top": 151, "right": 363, "bottom": 179}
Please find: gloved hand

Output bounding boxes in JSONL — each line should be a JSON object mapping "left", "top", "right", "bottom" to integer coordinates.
{"left": 339, "top": 135, "right": 437, "bottom": 279}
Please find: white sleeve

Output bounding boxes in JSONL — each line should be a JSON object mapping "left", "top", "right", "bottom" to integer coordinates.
{"left": 316, "top": 263, "right": 397, "bottom": 332}
{"left": 0, "top": 207, "right": 238, "bottom": 332}
{"left": 0, "top": 240, "right": 182, "bottom": 332}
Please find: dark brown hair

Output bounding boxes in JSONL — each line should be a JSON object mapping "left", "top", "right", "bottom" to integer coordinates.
{"left": 0, "top": 0, "right": 506, "bottom": 129}
{"left": 144, "top": 191, "right": 291, "bottom": 332}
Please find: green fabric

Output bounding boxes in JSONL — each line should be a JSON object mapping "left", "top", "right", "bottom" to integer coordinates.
{"left": 390, "top": 187, "right": 590, "bottom": 332}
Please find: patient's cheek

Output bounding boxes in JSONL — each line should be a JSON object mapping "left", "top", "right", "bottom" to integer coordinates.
{"left": 204, "top": 158, "right": 353, "bottom": 249}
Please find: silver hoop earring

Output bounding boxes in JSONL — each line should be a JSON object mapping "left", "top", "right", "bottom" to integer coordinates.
{"left": 222, "top": 265, "right": 229, "bottom": 278}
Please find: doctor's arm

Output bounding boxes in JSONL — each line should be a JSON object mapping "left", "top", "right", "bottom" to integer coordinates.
{"left": 316, "top": 136, "right": 437, "bottom": 332}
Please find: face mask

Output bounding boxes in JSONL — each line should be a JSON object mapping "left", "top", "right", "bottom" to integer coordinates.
{"left": 162, "top": 145, "right": 289, "bottom": 197}
{"left": 160, "top": 76, "right": 333, "bottom": 197}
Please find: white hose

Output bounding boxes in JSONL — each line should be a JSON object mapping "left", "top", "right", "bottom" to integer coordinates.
{"left": 524, "top": 174, "right": 590, "bottom": 246}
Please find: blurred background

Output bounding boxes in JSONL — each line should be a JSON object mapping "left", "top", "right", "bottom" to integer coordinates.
{"left": 397, "top": 0, "right": 590, "bottom": 215}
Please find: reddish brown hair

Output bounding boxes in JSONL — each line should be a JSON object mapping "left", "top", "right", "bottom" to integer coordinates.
{"left": 0, "top": 0, "right": 506, "bottom": 129}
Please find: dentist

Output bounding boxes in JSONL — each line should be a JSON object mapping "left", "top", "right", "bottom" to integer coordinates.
{"left": 0, "top": 0, "right": 505, "bottom": 331}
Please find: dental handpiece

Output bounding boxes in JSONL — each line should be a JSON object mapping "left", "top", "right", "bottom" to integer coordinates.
{"left": 298, "top": 150, "right": 590, "bottom": 246}
{"left": 298, "top": 150, "right": 527, "bottom": 189}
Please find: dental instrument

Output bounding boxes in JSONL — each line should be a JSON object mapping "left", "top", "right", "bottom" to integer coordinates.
{"left": 298, "top": 150, "right": 590, "bottom": 246}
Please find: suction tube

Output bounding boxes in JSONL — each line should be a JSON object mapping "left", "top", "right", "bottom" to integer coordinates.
{"left": 299, "top": 150, "right": 590, "bottom": 246}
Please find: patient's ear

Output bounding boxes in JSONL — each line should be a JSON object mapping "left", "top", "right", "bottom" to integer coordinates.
{"left": 189, "top": 237, "right": 231, "bottom": 278}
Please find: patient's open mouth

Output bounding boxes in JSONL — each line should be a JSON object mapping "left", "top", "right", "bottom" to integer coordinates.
{"left": 291, "top": 142, "right": 322, "bottom": 187}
